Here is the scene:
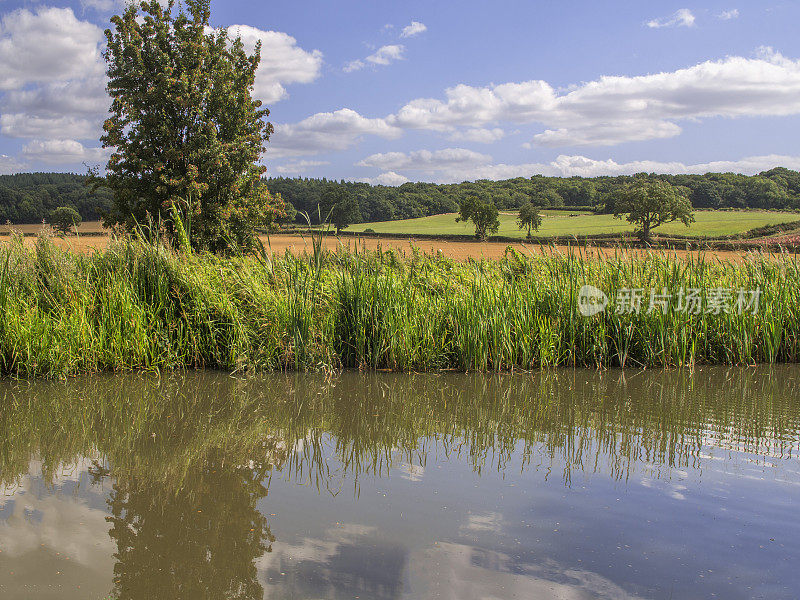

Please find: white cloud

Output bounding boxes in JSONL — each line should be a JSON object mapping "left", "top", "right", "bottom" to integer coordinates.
{"left": 343, "top": 59, "right": 365, "bottom": 73}
{"left": 718, "top": 9, "right": 740, "bottom": 20}
{"left": 361, "top": 153, "right": 800, "bottom": 184}
{"left": 647, "top": 8, "right": 696, "bottom": 29}
{"left": 359, "top": 171, "right": 410, "bottom": 186}
{"left": 388, "top": 49, "right": 800, "bottom": 147}
{"left": 0, "top": 154, "right": 26, "bottom": 175}
{"left": 0, "top": 113, "right": 102, "bottom": 140}
{"left": 268, "top": 108, "right": 401, "bottom": 157}
{"left": 449, "top": 127, "right": 506, "bottom": 144}
{"left": 367, "top": 44, "right": 405, "bottom": 66}
{"left": 22, "top": 139, "right": 109, "bottom": 164}
{"left": 345, "top": 44, "right": 405, "bottom": 72}
{"left": 400, "top": 21, "right": 427, "bottom": 38}
{"left": 1, "top": 76, "right": 109, "bottom": 118}
{"left": 272, "top": 160, "right": 330, "bottom": 175}
{"left": 357, "top": 148, "right": 492, "bottom": 172}
{"left": 0, "top": 7, "right": 105, "bottom": 90}
{"left": 228, "top": 26, "right": 323, "bottom": 104}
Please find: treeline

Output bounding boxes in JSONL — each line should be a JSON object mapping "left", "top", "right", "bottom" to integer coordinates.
{"left": 3, "top": 168, "right": 800, "bottom": 226}
{"left": 268, "top": 167, "right": 800, "bottom": 224}
{"left": 0, "top": 173, "right": 112, "bottom": 224}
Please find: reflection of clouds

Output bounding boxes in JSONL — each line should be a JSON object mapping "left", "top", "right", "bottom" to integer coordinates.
{"left": 640, "top": 477, "right": 689, "bottom": 501}
{"left": 0, "top": 459, "right": 113, "bottom": 567}
{"left": 398, "top": 462, "right": 425, "bottom": 482}
{"left": 462, "top": 511, "right": 503, "bottom": 534}
{"left": 405, "top": 542, "right": 645, "bottom": 600}
{"left": 258, "top": 522, "right": 406, "bottom": 599}
{"left": 260, "top": 522, "right": 377, "bottom": 566}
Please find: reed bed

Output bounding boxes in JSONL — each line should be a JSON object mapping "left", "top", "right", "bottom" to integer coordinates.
{"left": 0, "top": 231, "right": 799, "bottom": 378}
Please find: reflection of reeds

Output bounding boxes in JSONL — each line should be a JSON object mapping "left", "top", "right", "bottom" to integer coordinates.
{"left": 0, "top": 234, "right": 799, "bottom": 377}
{"left": 0, "top": 368, "right": 797, "bottom": 492}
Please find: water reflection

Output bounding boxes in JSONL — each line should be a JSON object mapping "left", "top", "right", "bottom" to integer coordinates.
{"left": 0, "top": 368, "right": 798, "bottom": 599}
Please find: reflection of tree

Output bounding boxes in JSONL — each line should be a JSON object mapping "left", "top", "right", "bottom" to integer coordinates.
{"left": 106, "top": 452, "right": 274, "bottom": 600}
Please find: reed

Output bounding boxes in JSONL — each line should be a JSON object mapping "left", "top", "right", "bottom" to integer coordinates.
{"left": 0, "top": 231, "right": 799, "bottom": 378}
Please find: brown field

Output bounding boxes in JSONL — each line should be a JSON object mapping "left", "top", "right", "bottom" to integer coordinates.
{"left": 1, "top": 222, "right": 795, "bottom": 262}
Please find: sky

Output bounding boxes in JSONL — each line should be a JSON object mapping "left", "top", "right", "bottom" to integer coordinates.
{"left": 1, "top": 0, "right": 800, "bottom": 184}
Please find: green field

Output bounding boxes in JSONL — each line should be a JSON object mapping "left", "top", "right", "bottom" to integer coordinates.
{"left": 348, "top": 210, "right": 800, "bottom": 239}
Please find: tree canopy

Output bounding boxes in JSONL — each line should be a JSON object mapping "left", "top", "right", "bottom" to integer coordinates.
{"left": 456, "top": 192, "right": 500, "bottom": 241}
{"left": 517, "top": 201, "right": 543, "bottom": 240}
{"left": 100, "top": 0, "right": 283, "bottom": 252}
{"left": 612, "top": 180, "right": 695, "bottom": 242}
{"left": 49, "top": 206, "right": 82, "bottom": 236}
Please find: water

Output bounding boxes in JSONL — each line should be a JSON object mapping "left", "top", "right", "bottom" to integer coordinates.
{"left": 1, "top": 368, "right": 799, "bottom": 600}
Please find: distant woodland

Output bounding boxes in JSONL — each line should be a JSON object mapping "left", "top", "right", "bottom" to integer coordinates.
{"left": 2, "top": 168, "right": 800, "bottom": 225}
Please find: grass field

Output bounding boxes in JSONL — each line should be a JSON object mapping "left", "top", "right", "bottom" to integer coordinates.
{"left": 348, "top": 210, "right": 800, "bottom": 239}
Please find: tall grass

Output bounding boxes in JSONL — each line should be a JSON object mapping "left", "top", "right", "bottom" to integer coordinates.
{"left": 1, "top": 231, "right": 799, "bottom": 378}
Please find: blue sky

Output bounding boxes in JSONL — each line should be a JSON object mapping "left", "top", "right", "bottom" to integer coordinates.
{"left": 1, "top": 1, "right": 799, "bottom": 183}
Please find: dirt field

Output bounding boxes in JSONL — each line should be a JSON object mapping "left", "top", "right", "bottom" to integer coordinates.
{"left": 2, "top": 228, "right": 794, "bottom": 263}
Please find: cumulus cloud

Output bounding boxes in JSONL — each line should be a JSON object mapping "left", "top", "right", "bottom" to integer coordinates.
{"left": 449, "top": 127, "right": 506, "bottom": 144}
{"left": 400, "top": 21, "right": 427, "bottom": 38}
{"left": 268, "top": 108, "right": 402, "bottom": 157}
{"left": 0, "top": 7, "right": 105, "bottom": 90}
{"left": 357, "top": 148, "right": 492, "bottom": 172}
{"left": 359, "top": 171, "right": 410, "bottom": 186}
{"left": 344, "top": 44, "right": 405, "bottom": 72}
{"left": 228, "top": 26, "right": 323, "bottom": 103}
{"left": 718, "top": 9, "right": 740, "bottom": 20}
{"left": 361, "top": 153, "right": 800, "bottom": 184}
{"left": 0, "top": 114, "right": 102, "bottom": 140}
{"left": 22, "top": 139, "right": 110, "bottom": 164}
{"left": 647, "top": 8, "right": 696, "bottom": 29}
{"left": 387, "top": 49, "right": 800, "bottom": 147}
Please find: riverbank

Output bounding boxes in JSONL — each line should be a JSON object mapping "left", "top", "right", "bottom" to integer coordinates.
{"left": 1, "top": 232, "right": 799, "bottom": 378}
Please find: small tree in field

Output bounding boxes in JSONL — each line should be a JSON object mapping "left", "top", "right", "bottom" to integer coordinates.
{"left": 517, "top": 201, "right": 542, "bottom": 241}
{"left": 613, "top": 180, "right": 695, "bottom": 243}
{"left": 320, "top": 185, "right": 360, "bottom": 234}
{"left": 456, "top": 194, "right": 499, "bottom": 241}
{"left": 101, "top": 0, "right": 284, "bottom": 252}
{"left": 49, "top": 207, "right": 82, "bottom": 236}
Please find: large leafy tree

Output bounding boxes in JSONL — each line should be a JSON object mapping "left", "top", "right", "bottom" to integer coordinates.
{"left": 320, "top": 184, "right": 360, "bottom": 234}
{"left": 101, "top": 0, "right": 283, "bottom": 252}
{"left": 49, "top": 206, "right": 82, "bottom": 236}
{"left": 456, "top": 192, "right": 499, "bottom": 241}
{"left": 613, "top": 180, "right": 695, "bottom": 243}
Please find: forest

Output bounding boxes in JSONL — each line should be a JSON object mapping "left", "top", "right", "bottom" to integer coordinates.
{"left": 2, "top": 168, "right": 800, "bottom": 225}
{"left": 0, "top": 172, "right": 112, "bottom": 224}
{"left": 268, "top": 167, "right": 800, "bottom": 225}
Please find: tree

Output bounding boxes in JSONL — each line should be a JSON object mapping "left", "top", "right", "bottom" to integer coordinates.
{"left": 49, "top": 206, "right": 82, "bottom": 236}
{"left": 320, "top": 184, "right": 360, "bottom": 234}
{"left": 613, "top": 181, "right": 694, "bottom": 243}
{"left": 517, "top": 201, "right": 542, "bottom": 241}
{"left": 456, "top": 193, "right": 499, "bottom": 241}
{"left": 101, "top": 0, "right": 284, "bottom": 252}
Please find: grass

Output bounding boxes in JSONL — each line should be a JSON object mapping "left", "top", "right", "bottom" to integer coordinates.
{"left": 348, "top": 210, "right": 800, "bottom": 239}
{"left": 0, "top": 229, "right": 799, "bottom": 378}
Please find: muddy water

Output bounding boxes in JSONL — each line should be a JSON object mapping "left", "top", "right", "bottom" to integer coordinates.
{"left": 1, "top": 368, "right": 799, "bottom": 599}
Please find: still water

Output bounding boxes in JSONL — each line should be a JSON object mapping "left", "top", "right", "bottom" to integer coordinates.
{"left": 1, "top": 368, "right": 799, "bottom": 599}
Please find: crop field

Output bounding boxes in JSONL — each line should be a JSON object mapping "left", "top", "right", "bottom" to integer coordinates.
{"left": 348, "top": 210, "right": 800, "bottom": 239}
